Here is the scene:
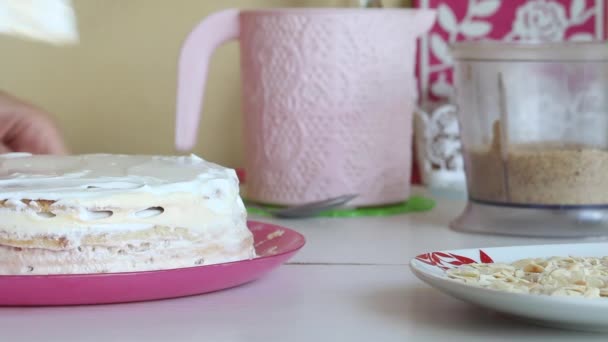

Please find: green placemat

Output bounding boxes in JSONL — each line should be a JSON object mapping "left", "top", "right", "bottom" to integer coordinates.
{"left": 245, "top": 195, "right": 435, "bottom": 218}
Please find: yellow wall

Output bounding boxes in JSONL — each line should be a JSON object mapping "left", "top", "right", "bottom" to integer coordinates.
{"left": 0, "top": 0, "right": 409, "bottom": 168}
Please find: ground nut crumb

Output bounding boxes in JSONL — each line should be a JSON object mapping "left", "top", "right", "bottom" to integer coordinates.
{"left": 447, "top": 256, "right": 608, "bottom": 299}
{"left": 466, "top": 121, "right": 608, "bottom": 205}
{"left": 524, "top": 263, "right": 544, "bottom": 273}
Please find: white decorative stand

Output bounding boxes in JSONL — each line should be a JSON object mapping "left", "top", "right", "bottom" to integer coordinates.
{"left": 414, "top": 102, "right": 467, "bottom": 195}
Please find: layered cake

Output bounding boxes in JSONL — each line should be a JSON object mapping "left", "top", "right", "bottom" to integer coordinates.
{"left": 0, "top": 153, "right": 255, "bottom": 275}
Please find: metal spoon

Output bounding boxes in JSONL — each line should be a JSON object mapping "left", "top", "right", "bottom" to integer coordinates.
{"left": 251, "top": 194, "right": 359, "bottom": 219}
{"left": 359, "top": 0, "right": 383, "bottom": 8}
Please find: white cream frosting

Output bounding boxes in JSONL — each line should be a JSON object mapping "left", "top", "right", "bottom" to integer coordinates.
{"left": 0, "top": 153, "right": 248, "bottom": 241}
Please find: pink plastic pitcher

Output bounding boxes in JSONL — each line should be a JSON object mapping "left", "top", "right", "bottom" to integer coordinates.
{"left": 176, "top": 8, "right": 435, "bottom": 206}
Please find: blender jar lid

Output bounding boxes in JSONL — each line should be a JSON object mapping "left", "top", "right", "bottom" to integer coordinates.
{"left": 451, "top": 41, "right": 608, "bottom": 61}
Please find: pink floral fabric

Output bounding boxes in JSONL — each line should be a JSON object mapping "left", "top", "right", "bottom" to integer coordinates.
{"left": 414, "top": 0, "right": 605, "bottom": 103}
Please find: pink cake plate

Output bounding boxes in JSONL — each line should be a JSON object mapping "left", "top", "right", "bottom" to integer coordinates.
{"left": 0, "top": 221, "right": 305, "bottom": 306}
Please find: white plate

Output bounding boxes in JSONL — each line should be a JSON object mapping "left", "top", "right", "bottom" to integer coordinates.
{"left": 410, "top": 243, "right": 608, "bottom": 332}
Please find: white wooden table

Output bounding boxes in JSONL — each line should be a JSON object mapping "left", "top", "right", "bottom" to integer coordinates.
{"left": 1, "top": 191, "right": 607, "bottom": 341}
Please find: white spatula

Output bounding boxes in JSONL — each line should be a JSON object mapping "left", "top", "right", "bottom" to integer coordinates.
{"left": 0, "top": 0, "right": 78, "bottom": 45}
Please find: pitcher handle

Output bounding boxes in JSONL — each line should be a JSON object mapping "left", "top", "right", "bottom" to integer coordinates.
{"left": 175, "top": 9, "right": 240, "bottom": 151}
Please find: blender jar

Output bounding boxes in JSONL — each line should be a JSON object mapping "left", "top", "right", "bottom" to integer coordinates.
{"left": 450, "top": 42, "right": 608, "bottom": 237}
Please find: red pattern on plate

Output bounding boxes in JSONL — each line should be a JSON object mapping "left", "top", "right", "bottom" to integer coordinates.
{"left": 415, "top": 250, "right": 494, "bottom": 270}
{"left": 479, "top": 250, "right": 494, "bottom": 264}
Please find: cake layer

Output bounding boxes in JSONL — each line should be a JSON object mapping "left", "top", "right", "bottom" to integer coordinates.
{"left": 0, "top": 153, "right": 255, "bottom": 274}
{"left": 0, "top": 229, "right": 254, "bottom": 274}
{"left": 0, "top": 153, "right": 246, "bottom": 236}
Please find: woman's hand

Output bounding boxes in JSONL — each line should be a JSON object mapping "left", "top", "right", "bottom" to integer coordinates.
{"left": 0, "top": 91, "right": 67, "bottom": 154}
